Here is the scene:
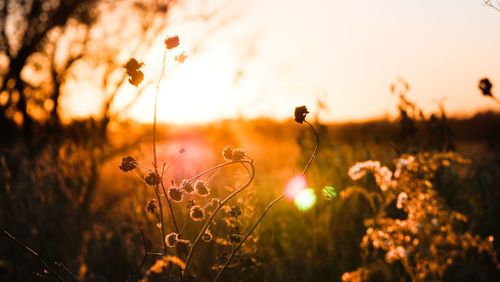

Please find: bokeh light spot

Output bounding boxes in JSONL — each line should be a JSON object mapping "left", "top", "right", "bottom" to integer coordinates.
{"left": 294, "top": 188, "right": 316, "bottom": 211}
{"left": 284, "top": 175, "right": 308, "bottom": 201}
{"left": 322, "top": 186, "right": 337, "bottom": 200}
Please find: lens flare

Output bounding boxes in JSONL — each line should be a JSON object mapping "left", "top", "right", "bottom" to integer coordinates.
{"left": 322, "top": 186, "right": 337, "bottom": 200}
{"left": 284, "top": 175, "right": 308, "bottom": 201}
{"left": 294, "top": 188, "right": 316, "bottom": 211}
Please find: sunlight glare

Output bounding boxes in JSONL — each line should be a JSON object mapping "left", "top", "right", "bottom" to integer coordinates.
{"left": 284, "top": 174, "right": 308, "bottom": 201}
{"left": 294, "top": 188, "right": 316, "bottom": 211}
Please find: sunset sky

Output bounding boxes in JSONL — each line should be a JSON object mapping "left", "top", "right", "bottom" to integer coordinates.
{"left": 66, "top": 0, "right": 500, "bottom": 124}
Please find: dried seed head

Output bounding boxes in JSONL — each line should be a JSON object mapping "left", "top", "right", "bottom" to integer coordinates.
{"left": 147, "top": 199, "right": 157, "bottom": 213}
{"left": 175, "top": 52, "right": 187, "bottom": 63}
{"left": 479, "top": 78, "right": 493, "bottom": 97}
{"left": 123, "top": 58, "right": 144, "bottom": 87}
{"left": 123, "top": 58, "right": 143, "bottom": 75}
{"left": 230, "top": 206, "right": 242, "bottom": 217}
{"left": 209, "top": 198, "right": 221, "bottom": 208}
{"left": 165, "top": 232, "right": 179, "bottom": 247}
{"left": 195, "top": 180, "right": 209, "bottom": 197}
{"left": 222, "top": 146, "right": 233, "bottom": 161}
{"left": 119, "top": 156, "right": 136, "bottom": 172}
{"left": 202, "top": 229, "right": 213, "bottom": 242}
{"left": 181, "top": 179, "right": 194, "bottom": 193}
{"left": 229, "top": 234, "right": 242, "bottom": 244}
{"left": 145, "top": 172, "right": 161, "bottom": 186}
{"left": 128, "top": 70, "right": 144, "bottom": 87}
{"left": 165, "top": 35, "right": 180, "bottom": 50}
{"left": 168, "top": 186, "right": 183, "bottom": 202}
{"left": 294, "top": 105, "right": 309, "bottom": 124}
{"left": 190, "top": 205, "right": 205, "bottom": 221}
{"left": 231, "top": 148, "right": 246, "bottom": 161}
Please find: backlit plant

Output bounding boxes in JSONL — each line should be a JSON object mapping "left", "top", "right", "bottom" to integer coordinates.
{"left": 119, "top": 35, "right": 319, "bottom": 281}
{"left": 341, "top": 152, "right": 500, "bottom": 281}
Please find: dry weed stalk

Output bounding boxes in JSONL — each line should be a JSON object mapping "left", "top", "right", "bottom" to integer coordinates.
{"left": 120, "top": 36, "right": 319, "bottom": 281}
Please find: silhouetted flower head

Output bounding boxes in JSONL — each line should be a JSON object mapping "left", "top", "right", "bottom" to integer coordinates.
{"left": 222, "top": 146, "right": 233, "bottom": 161}
{"left": 181, "top": 179, "right": 194, "bottom": 193}
{"left": 175, "top": 51, "right": 187, "bottom": 63}
{"left": 128, "top": 70, "right": 144, "bottom": 87}
{"left": 165, "top": 232, "right": 179, "bottom": 247}
{"left": 229, "top": 234, "right": 242, "bottom": 243}
{"left": 124, "top": 58, "right": 143, "bottom": 75}
{"left": 222, "top": 146, "right": 246, "bottom": 161}
{"left": 195, "top": 180, "right": 209, "bottom": 196}
{"left": 119, "top": 156, "right": 136, "bottom": 172}
{"left": 209, "top": 198, "right": 221, "bottom": 208}
{"left": 123, "top": 58, "right": 144, "bottom": 87}
{"left": 294, "top": 105, "right": 309, "bottom": 124}
{"left": 147, "top": 199, "right": 157, "bottom": 213}
{"left": 165, "top": 35, "right": 180, "bottom": 49}
{"left": 479, "top": 78, "right": 493, "bottom": 97}
{"left": 230, "top": 206, "right": 242, "bottom": 217}
{"left": 231, "top": 148, "right": 246, "bottom": 161}
{"left": 202, "top": 229, "right": 213, "bottom": 242}
{"left": 145, "top": 172, "right": 161, "bottom": 186}
{"left": 168, "top": 186, "right": 183, "bottom": 202}
{"left": 190, "top": 205, "right": 205, "bottom": 221}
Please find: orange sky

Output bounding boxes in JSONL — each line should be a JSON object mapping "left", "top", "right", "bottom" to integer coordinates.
{"left": 63, "top": 0, "right": 500, "bottom": 124}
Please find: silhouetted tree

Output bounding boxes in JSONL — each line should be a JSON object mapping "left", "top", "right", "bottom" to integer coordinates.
{"left": 0, "top": 0, "right": 172, "bottom": 145}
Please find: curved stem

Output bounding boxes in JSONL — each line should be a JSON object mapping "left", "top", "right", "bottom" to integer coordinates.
{"left": 301, "top": 121, "right": 319, "bottom": 175}
{"left": 153, "top": 49, "right": 167, "bottom": 169}
{"left": 187, "top": 160, "right": 243, "bottom": 184}
{"left": 183, "top": 160, "right": 255, "bottom": 277}
{"left": 151, "top": 50, "right": 173, "bottom": 251}
{"left": 214, "top": 120, "right": 319, "bottom": 282}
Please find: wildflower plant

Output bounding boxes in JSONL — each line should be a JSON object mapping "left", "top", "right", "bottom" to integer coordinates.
{"left": 118, "top": 36, "right": 319, "bottom": 280}
{"left": 341, "top": 152, "right": 500, "bottom": 281}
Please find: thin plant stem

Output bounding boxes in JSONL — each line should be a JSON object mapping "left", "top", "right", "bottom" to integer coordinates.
{"left": 153, "top": 49, "right": 167, "bottom": 169}
{"left": 160, "top": 179, "right": 180, "bottom": 234}
{"left": 206, "top": 166, "right": 224, "bottom": 185}
{"left": 54, "top": 262, "right": 79, "bottom": 282}
{"left": 151, "top": 49, "right": 182, "bottom": 249}
{"left": 183, "top": 160, "right": 255, "bottom": 278}
{"left": 492, "top": 96, "right": 500, "bottom": 106}
{"left": 150, "top": 49, "right": 168, "bottom": 252}
{"left": 128, "top": 228, "right": 148, "bottom": 282}
{"left": 154, "top": 184, "right": 167, "bottom": 252}
{"left": 214, "top": 120, "right": 319, "bottom": 282}
{"left": 133, "top": 161, "right": 154, "bottom": 173}
{"left": 186, "top": 159, "right": 249, "bottom": 185}
{"left": 179, "top": 212, "right": 190, "bottom": 237}
{"left": 0, "top": 227, "right": 64, "bottom": 282}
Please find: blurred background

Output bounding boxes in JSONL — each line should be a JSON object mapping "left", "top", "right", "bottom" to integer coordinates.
{"left": 0, "top": 0, "right": 499, "bottom": 281}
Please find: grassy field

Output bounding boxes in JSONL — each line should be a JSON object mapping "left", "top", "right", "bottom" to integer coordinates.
{"left": 1, "top": 111, "right": 500, "bottom": 281}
